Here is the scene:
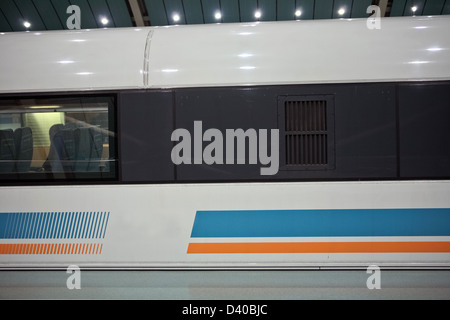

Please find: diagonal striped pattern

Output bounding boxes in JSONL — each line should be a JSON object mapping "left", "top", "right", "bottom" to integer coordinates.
{"left": 0, "top": 243, "right": 103, "bottom": 255}
{"left": 0, "top": 212, "right": 109, "bottom": 239}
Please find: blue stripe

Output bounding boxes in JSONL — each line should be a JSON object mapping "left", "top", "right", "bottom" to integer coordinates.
{"left": 102, "top": 212, "right": 109, "bottom": 238}
{"left": 190, "top": 209, "right": 450, "bottom": 238}
{"left": 0, "top": 212, "right": 110, "bottom": 239}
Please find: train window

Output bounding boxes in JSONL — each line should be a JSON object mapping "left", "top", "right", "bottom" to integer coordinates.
{"left": 0, "top": 95, "right": 116, "bottom": 181}
{"left": 278, "top": 95, "right": 335, "bottom": 170}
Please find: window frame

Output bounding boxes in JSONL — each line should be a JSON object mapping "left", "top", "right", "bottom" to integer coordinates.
{"left": 0, "top": 92, "right": 118, "bottom": 184}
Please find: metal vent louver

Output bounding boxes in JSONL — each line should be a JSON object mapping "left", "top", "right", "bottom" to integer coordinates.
{"left": 285, "top": 100, "right": 328, "bottom": 166}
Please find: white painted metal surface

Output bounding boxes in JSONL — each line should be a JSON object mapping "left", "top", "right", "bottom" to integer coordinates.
{"left": 147, "top": 16, "right": 450, "bottom": 88}
{"left": 0, "top": 28, "right": 149, "bottom": 93}
{"left": 0, "top": 180, "right": 449, "bottom": 269}
{"left": 1, "top": 16, "right": 449, "bottom": 93}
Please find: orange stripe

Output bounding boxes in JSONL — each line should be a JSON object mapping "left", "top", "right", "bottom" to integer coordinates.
{"left": 187, "top": 241, "right": 450, "bottom": 254}
{"left": 0, "top": 243, "right": 104, "bottom": 255}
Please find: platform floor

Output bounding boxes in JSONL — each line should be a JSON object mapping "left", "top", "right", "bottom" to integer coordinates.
{"left": 1, "top": 270, "right": 450, "bottom": 300}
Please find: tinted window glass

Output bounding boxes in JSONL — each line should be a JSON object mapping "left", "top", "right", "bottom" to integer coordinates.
{"left": 0, "top": 95, "right": 116, "bottom": 181}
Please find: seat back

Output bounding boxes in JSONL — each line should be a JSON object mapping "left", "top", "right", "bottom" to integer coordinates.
{"left": 14, "top": 127, "right": 33, "bottom": 172}
{"left": 0, "top": 129, "right": 16, "bottom": 173}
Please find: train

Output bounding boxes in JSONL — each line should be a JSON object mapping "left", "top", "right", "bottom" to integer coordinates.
{"left": 0, "top": 15, "right": 449, "bottom": 269}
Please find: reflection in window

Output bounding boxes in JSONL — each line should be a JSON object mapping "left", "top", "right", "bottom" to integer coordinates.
{"left": 0, "top": 96, "right": 116, "bottom": 180}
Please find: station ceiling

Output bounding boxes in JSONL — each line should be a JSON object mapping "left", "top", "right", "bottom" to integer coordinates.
{"left": 0, "top": 0, "right": 449, "bottom": 32}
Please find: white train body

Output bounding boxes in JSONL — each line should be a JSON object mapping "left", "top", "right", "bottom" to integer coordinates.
{"left": 0, "top": 16, "right": 450, "bottom": 269}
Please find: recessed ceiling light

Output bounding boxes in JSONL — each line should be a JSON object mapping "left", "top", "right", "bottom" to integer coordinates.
{"left": 295, "top": 10, "right": 302, "bottom": 17}
{"left": 100, "top": 17, "right": 109, "bottom": 25}
{"left": 215, "top": 11, "right": 222, "bottom": 20}
{"left": 337, "top": 8, "right": 346, "bottom": 15}
{"left": 173, "top": 13, "right": 180, "bottom": 22}
{"left": 23, "top": 21, "right": 31, "bottom": 28}
{"left": 411, "top": 6, "right": 418, "bottom": 12}
{"left": 254, "top": 10, "right": 262, "bottom": 19}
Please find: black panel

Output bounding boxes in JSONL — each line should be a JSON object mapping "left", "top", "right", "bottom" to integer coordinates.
{"left": 399, "top": 83, "right": 450, "bottom": 178}
{"left": 119, "top": 90, "right": 174, "bottom": 182}
{"left": 332, "top": 83, "right": 397, "bottom": 179}
{"left": 172, "top": 83, "right": 397, "bottom": 182}
{"left": 174, "top": 87, "right": 278, "bottom": 180}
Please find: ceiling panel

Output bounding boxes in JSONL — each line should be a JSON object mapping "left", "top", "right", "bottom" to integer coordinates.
{"left": 443, "top": 0, "right": 450, "bottom": 14}
{"left": 69, "top": 0, "right": 99, "bottom": 28}
{"left": 15, "top": 0, "right": 46, "bottom": 31}
{"left": 106, "top": 0, "right": 133, "bottom": 27}
{"left": 295, "top": 0, "right": 314, "bottom": 20}
{"left": 351, "top": 0, "right": 373, "bottom": 18}
{"left": 276, "top": 0, "right": 295, "bottom": 20}
{"left": 0, "top": 0, "right": 449, "bottom": 33}
{"left": 314, "top": 0, "right": 333, "bottom": 19}
{"left": 89, "top": 0, "right": 114, "bottom": 27}
{"left": 239, "top": 0, "right": 258, "bottom": 22}
{"left": 404, "top": 0, "right": 426, "bottom": 16}
{"left": 33, "top": 0, "right": 64, "bottom": 30}
{"left": 332, "top": 0, "right": 352, "bottom": 18}
{"left": 202, "top": 0, "right": 221, "bottom": 23}
{"left": 0, "top": 9, "right": 12, "bottom": 32}
{"left": 221, "top": 0, "right": 240, "bottom": 23}
{"left": 183, "top": 0, "right": 203, "bottom": 24}
{"left": 423, "top": 0, "right": 446, "bottom": 15}
{"left": 50, "top": 0, "right": 73, "bottom": 29}
{"left": 0, "top": 0, "right": 26, "bottom": 31}
{"left": 259, "top": 0, "right": 277, "bottom": 21}
{"left": 145, "top": 0, "right": 168, "bottom": 26}
{"left": 164, "top": 0, "right": 186, "bottom": 24}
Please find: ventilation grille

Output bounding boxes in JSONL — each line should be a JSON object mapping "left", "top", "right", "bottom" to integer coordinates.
{"left": 285, "top": 100, "right": 328, "bottom": 166}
